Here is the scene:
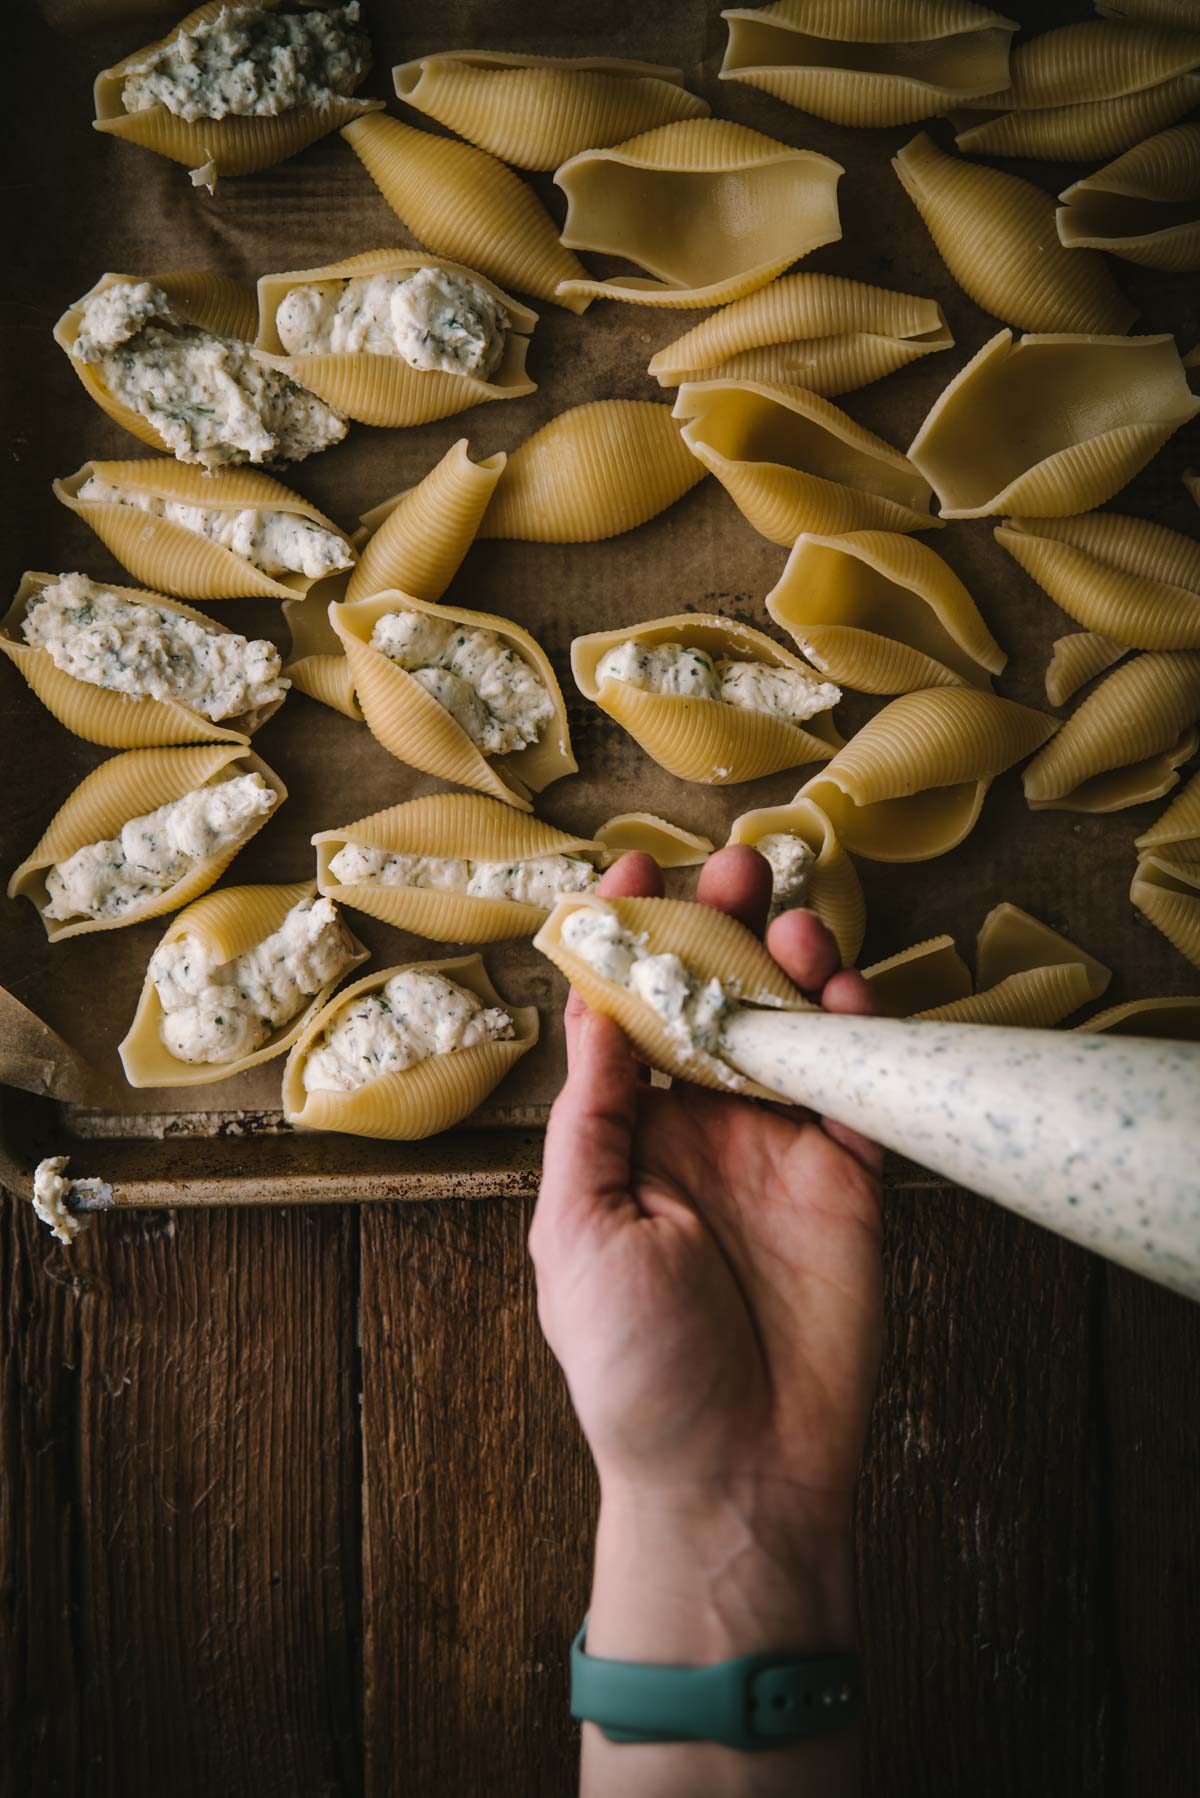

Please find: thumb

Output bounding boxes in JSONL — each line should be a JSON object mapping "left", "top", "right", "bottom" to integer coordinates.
{"left": 534, "top": 1007, "right": 638, "bottom": 1250}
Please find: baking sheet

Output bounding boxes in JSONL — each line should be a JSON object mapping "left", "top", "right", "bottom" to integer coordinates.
{"left": 2, "top": 0, "right": 1198, "bottom": 1195}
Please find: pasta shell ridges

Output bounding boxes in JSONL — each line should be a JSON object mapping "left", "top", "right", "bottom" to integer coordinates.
{"left": 1045, "top": 633, "right": 1127, "bottom": 707}
{"left": 1078, "top": 996, "right": 1200, "bottom": 1039}
{"left": 1136, "top": 771, "right": 1200, "bottom": 850}
{"left": 912, "top": 963, "right": 1093, "bottom": 1027}
{"left": 956, "top": 73, "right": 1200, "bottom": 162}
{"left": 1023, "top": 652, "right": 1200, "bottom": 804}
{"left": 284, "top": 653, "right": 361, "bottom": 720}
{"left": 0, "top": 639, "right": 249, "bottom": 750}
{"left": 95, "top": 97, "right": 383, "bottom": 178}
{"left": 1131, "top": 857, "right": 1200, "bottom": 970}
{"left": 315, "top": 791, "right": 598, "bottom": 863}
{"left": 348, "top": 441, "right": 505, "bottom": 600}
{"left": 601, "top": 682, "right": 835, "bottom": 785}
{"left": 998, "top": 515, "right": 1200, "bottom": 649}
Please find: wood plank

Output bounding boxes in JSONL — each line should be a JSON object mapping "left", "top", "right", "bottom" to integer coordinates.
{"left": 359, "top": 1193, "right": 596, "bottom": 1798}
{"left": 856, "top": 1184, "right": 1111, "bottom": 1796}
{"left": 73, "top": 1206, "right": 362, "bottom": 1798}
{"left": 1105, "top": 1268, "right": 1200, "bottom": 1798}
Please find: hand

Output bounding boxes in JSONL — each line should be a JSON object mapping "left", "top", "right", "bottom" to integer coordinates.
{"left": 530, "top": 847, "right": 883, "bottom": 1796}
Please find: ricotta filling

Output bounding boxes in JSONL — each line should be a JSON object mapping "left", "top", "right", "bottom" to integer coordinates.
{"left": 369, "top": 612, "right": 554, "bottom": 757}
{"left": 71, "top": 282, "right": 347, "bottom": 470}
{"left": 327, "top": 842, "right": 598, "bottom": 910}
{"left": 755, "top": 831, "right": 816, "bottom": 913}
{"left": 275, "top": 268, "right": 509, "bottom": 378}
{"left": 301, "top": 968, "right": 514, "bottom": 1093}
{"left": 43, "top": 773, "right": 278, "bottom": 922}
{"left": 150, "top": 894, "right": 359, "bottom": 1063}
{"left": 31, "top": 1156, "right": 109, "bottom": 1246}
{"left": 594, "top": 640, "right": 841, "bottom": 726}
{"left": 22, "top": 573, "right": 287, "bottom": 722}
{"left": 77, "top": 475, "right": 354, "bottom": 579}
{"left": 560, "top": 905, "right": 743, "bottom": 1066}
{"left": 121, "top": 3, "right": 371, "bottom": 122}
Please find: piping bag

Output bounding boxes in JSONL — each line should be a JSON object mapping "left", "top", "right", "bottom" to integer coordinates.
{"left": 718, "top": 1010, "right": 1200, "bottom": 1303}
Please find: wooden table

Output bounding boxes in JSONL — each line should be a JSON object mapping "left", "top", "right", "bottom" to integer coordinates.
{"left": 3, "top": 1177, "right": 1198, "bottom": 1796}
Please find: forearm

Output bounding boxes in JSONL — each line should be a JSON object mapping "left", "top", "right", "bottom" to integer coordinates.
{"left": 581, "top": 1481, "right": 861, "bottom": 1798}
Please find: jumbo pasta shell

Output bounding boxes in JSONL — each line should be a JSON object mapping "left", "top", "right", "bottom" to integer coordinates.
{"left": 796, "top": 687, "right": 1058, "bottom": 860}
{"left": 348, "top": 439, "right": 506, "bottom": 601}
{"left": 997, "top": 512, "right": 1200, "bottom": 651}
{"left": 720, "top": 0, "right": 1017, "bottom": 126}
{"left": 281, "top": 953, "right": 538, "bottom": 1137}
{"left": 647, "top": 273, "right": 952, "bottom": 394}
{"left": 8, "top": 744, "right": 286, "bottom": 943}
{"left": 281, "top": 596, "right": 361, "bottom": 720}
{"left": 727, "top": 795, "right": 865, "bottom": 965}
{"left": 912, "top": 963, "right": 1097, "bottom": 1026}
{"left": 861, "top": 935, "right": 973, "bottom": 1016}
{"left": 675, "top": 380, "right": 939, "bottom": 544}
{"left": 1077, "top": 996, "right": 1200, "bottom": 1039}
{"left": 392, "top": 52, "right": 709, "bottom": 170}
{"left": 1135, "top": 771, "right": 1200, "bottom": 853}
{"left": 342, "top": 113, "right": 591, "bottom": 313}
{"left": 1045, "top": 632, "right": 1127, "bottom": 706}
{"left": 767, "top": 530, "right": 1004, "bottom": 693}
{"left": 1057, "top": 123, "right": 1200, "bottom": 271}
{"left": 118, "top": 881, "right": 369, "bottom": 1088}
{"left": 254, "top": 249, "right": 538, "bottom": 426}
{"left": 1097, "top": 0, "right": 1200, "bottom": 21}
{"left": 594, "top": 815, "right": 714, "bottom": 868}
{"left": 477, "top": 402, "right": 705, "bottom": 543}
{"left": 892, "top": 133, "right": 1134, "bottom": 334}
{"left": 908, "top": 329, "right": 1200, "bottom": 520}
{"left": 534, "top": 894, "right": 814, "bottom": 1097}
{"left": 1, "top": 572, "right": 283, "bottom": 748}
{"left": 54, "top": 271, "right": 259, "bottom": 453}
{"left": 314, "top": 791, "right": 604, "bottom": 942}
{"left": 573, "top": 613, "right": 842, "bottom": 787}
{"left": 956, "top": 74, "right": 1200, "bottom": 161}
{"left": 975, "top": 901, "right": 1110, "bottom": 1000}
{"left": 53, "top": 458, "right": 355, "bottom": 601}
{"left": 1023, "top": 651, "right": 1200, "bottom": 811}
{"left": 554, "top": 119, "right": 843, "bottom": 309}
{"left": 969, "top": 18, "right": 1200, "bottom": 108}
{"left": 92, "top": 0, "right": 383, "bottom": 180}
{"left": 330, "top": 591, "right": 576, "bottom": 810}
{"left": 1131, "top": 851, "right": 1200, "bottom": 969}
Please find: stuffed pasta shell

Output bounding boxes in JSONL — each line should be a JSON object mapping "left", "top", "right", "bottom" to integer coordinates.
{"left": 92, "top": 0, "right": 382, "bottom": 185}
{"left": 795, "top": 687, "right": 1058, "bottom": 860}
{"left": 330, "top": 592, "right": 575, "bottom": 811}
{"left": 908, "top": 330, "right": 1199, "bottom": 519}
{"left": 392, "top": 52, "right": 708, "bottom": 170}
{"left": 54, "top": 458, "right": 355, "bottom": 601}
{"left": 1057, "top": 122, "right": 1200, "bottom": 271}
{"left": 726, "top": 795, "right": 865, "bottom": 966}
{"left": 766, "top": 531, "right": 1005, "bottom": 693}
{"left": 719, "top": 0, "right": 1018, "bottom": 127}
{"left": 554, "top": 120, "right": 843, "bottom": 310}
{"left": 1023, "top": 651, "right": 1200, "bottom": 812}
{"left": 281, "top": 953, "right": 538, "bottom": 1137}
{"left": 56, "top": 273, "right": 347, "bottom": 468}
{"left": 315, "top": 791, "right": 605, "bottom": 942}
{"left": 477, "top": 401, "right": 704, "bottom": 543}
{"left": 1, "top": 571, "right": 288, "bottom": 748}
{"left": 342, "top": 113, "right": 591, "bottom": 312}
{"left": 572, "top": 614, "right": 841, "bottom": 786}
{"left": 647, "top": 273, "right": 952, "bottom": 394}
{"left": 8, "top": 744, "right": 286, "bottom": 942}
{"left": 119, "top": 881, "right": 368, "bottom": 1087}
{"left": 254, "top": 250, "right": 537, "bottom": 426}
{"left": 535, "top": 894, "right": 814, "bottom": 1095}
{"left": 997, "top": 512, "right": 1200, "bottom": 651}
{"left": 675, "top": 379, "right": 940, "bottom": 544}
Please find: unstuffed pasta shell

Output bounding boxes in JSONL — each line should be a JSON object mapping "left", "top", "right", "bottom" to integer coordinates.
{"left": 1044, "top": 632, "right": 1127, "bottom": 707}
{"left": 1136, "top": 771, "right": 1200, "bottom": 856}
{"left": 330, "top": 591, "right": 576, "bottom": 811}
{"left": 647, "top": 273, "right": 953, "bottom": 394}
{"left": 92, "top": 0, "right": 384, "bottom": 182}
{"left": 572, "top": 613, "right": 842, "bottom": 786}
{"left": 594, "top": 815, "right": 714, "bottom": 868}
{"left": 347, "top": 438, "right": 506, "bottom": 602}
{"left": 1131, "top": 851, "right": 1200, "bottom": 970}
{"left": 726, "top": 795, "right": 865, "bottom": 966}
{"left": 766, "top": 531, "right": 1005, "bottom": 693}
{"left": 996, "top": 512, "right": 1200, "bottom": 651}
{"left": 674, "top": 379, "right": 940, "bottom": 544}
{"left": 534, "top": 894, "right": 814, "bottom": 1097}
{"left": 861, "top": 935, "right": 973, "bottom": 1016}
{"left": 1078, "top": 997, "right": 1200, "bottom": 1039}
{"left": 1057, "top": 122, "right": 1200, "bottom": 271}
{"left": 281, "top": 953, "right": 538, "bottom": 1138}
{"left": 254, "top": 250, "right": 538, "bottom": 426}
{"left": 118, "top": 880, "right": 369, "bottom": 1087}
{"left": 8, "top": 744, "right": 287, "bottom": 943}
{"left": 1022, "top": 651, "right": 1200, "bottom": 812}
{"left": 392, "top": 52, "right": 709, "bottom": 170}
{"left": 282, "top": 595, "right": 361, "bottom": 719}
{"left": 53, "top": 458, "right": 355, "bottom": 602}
{"left": 315, "top": 792, "right": 605, "bottom": 942}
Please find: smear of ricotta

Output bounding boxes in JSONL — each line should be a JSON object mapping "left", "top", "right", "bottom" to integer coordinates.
{"left": 276, "top": 267, "right": 509, "bottom": 378}
{"left": 370, "top": 611, "right": 554, "bottom": 757}
{"left": 77, "top": 475, "right": 354, "bottom": 580}
{"left": 301, "top": 968, "right": 514, "bottom": 1093}
{"left": 327, "top": 843, "right": 598, "bottom": 910}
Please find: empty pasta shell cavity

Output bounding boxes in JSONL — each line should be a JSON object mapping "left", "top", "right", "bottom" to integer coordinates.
{"left": 1057, "top": 122, "right": 1200, "bottom": 271}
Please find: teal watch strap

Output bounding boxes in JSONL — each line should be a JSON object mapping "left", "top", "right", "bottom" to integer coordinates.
{"left": 571, "top": 1622, "right": 860, "bottom": 1751}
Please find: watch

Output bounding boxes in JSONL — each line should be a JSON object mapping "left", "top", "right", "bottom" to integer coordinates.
{"left": 571, "top": 1621, "right": 861, "bottom": 1751}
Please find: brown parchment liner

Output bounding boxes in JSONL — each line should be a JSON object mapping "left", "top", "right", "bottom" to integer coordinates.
{"left": 8, "top": 744, "right": 287, "bottom": 943}
{"left": 573, "top": 613, "right": 842, "bottom": 787}
{"left": 54, "top": 458, "right": 355, "bottom": 601}
{"left": 998, "top": 512, "right": 1200, "bottom": 651}
{"left": 119, "top": 880, "right": 369, "bottom": 1088}
{"left": 281, "top": 953, "right": 538, "bottom": 1138}
{"left": 1057, "top": 122, "right": 1200, "bottom": 272}
{"left": 314, "top": 791, "right": 604, "bottom": 942}
{"left": 534, "top": 894, "right": 814, "bottom": 1098}
{"left": 330, "top": 590, "right": 576, "bottom": 811}
{"left": 254, "top": 250, "right": 539, "bottom": 426}
{"left": 92, "top": 0, "right": 383, "bottom": 180}
{"left": 1, "top": 572, "right": 285, "bottom": 749}
{"left": 1023, "top": 651, "right": 1200, "bottom": 812}
{"left": 726, "top": 795, "right": 865, "bottom": 967}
